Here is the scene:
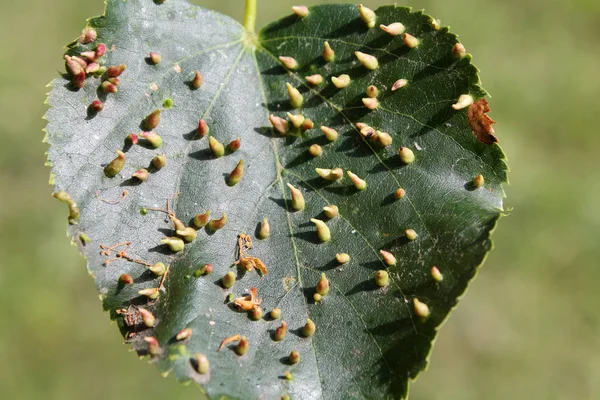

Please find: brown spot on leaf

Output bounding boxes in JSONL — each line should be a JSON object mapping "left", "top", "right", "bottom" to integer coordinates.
{"left": 468, "top": 99, "right": 498, "bottom": 144}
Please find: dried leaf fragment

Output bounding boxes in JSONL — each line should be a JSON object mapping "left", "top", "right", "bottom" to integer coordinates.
{"left": 468, "top": 99, "right": 498, "bottom": 144}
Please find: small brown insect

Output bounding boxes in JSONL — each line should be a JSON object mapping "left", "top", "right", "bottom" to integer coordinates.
{"left": 468, "top": 99, "right": 498, "bottom": 144}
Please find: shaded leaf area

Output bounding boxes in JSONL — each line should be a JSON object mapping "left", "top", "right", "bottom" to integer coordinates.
{"left": 44, "top": 1, "right": 507, "bottom": 399}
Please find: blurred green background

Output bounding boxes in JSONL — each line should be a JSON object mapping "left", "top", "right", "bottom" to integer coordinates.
{"left": 1, "top": 0, "right": 599, "bottom": 398}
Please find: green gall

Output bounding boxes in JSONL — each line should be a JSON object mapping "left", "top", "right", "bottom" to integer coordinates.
{"left": 452, "top": 94, "right": 474, "bottom": 110}
{"left": 269, "top": 114, "right": 289, "bottom": 134}
{"left": 127, "top": 133, "right": 139, "bottom": 145}
{"left": 305, "top": 74, "right": 323, "bottom": 85}
{"left": 100, "top": 80, "right": 117, "bottom": 93}
{"left": 227, "top": 137, "right": 241, "bottom": 153}
{"left": 107, "top": 64, "right": 126, "bottom": 78}
{"left": 176, "top": 227, "right": 197, "bottom": 243}
{"left": 53, "top": 191, "right": 80, "bottom": 224}
{"left": 79, "top": 26, "right": 97, "bottom": 44}
{"left": 198, "top": 119, "right": 209, "bottom": 137}
{"left": 235, "top": 336, "right": 250, "bottom": 356}
{"left": 405, "top": 229, "right": 418, "bottom": 241}
{"left": 377, "top": 131, "right": 393, "bottom": 147}
{"left": 149, "top": 262, "right": 167, "bottom": 276}
{"left": 138, "top": 308, "right": 156, "bottom": 327}
{"left": 398, "top": 147, "right": 415, "bottom": 164}
{"left": 431, "top": 266, "right": 444, "bottom": 282}
{"left": 380, "top": 250, "right": 397, "bottom": 266}
{"left": 151, "top": 154, "right": 167, "bottom": 169}
{"left": 292, "top": 5, "right": 309, "bottom": 17}
{"left": 162, "top": 98, "right": 174, "bottom": 109}
{"left": 302, "top": 318, "right": 316, "bottom": 337}
{"left": 193, "top": 264, "right": 212, "bottom": 277}
{"left": 208, "top": 136, "right": 225, "bottom": 158}
{"left": 249, "top": 306, "right": 263, "bottom": 321}
{"left": 309, "top": 144, "right": 323, "bottom": 157}
{"left": 358, "top": 4, "right": 376, "bottom": 28}
{"left": 336, "top": 253, "right": 350, "bottom": 264}
{"left": 273, "top": 321, "right": 288, "bottom": 341}
{"left": 132, "top": 168, "right": 149, "bottom": 182}
{"left": 323, "top": 41, "right": 335, "bottom": 62}
{"left": 366, "top": 85, "right": 379, "bottom": 98}
{"left": 258, "top": 217, "right": 270, "bottom": 240}
{"left": 227, "top": 160, "right": 245, "bottom": 186}
{"left": 286, "top": 82, "right": 303, "bottom": 109}
{"left": 362, "top": 97, "right": 379, "bottom": 110}
{"left": 104, "top": 150, "right": 126, "bottom": 178}
{"left": 313, "top": 293, "right": 322, "bottom": 302}
{"left": 355, "top": 51, "right": 378, "bottom": 70}
{"left": 287, "top": 183, "right": 305, "bottom": 211}
{"left": 347, "top": 170, "right": 367, "bottom": 190}
{"left": 402, "top": 33, "right": 420, "bottom": 48}
{"left": 226, "top": 293, "right": 235, "bottom": 302}
{"left": 413, "top": 298, "right": 431, "bottom": 319}
{"left": 302, "top": 118, "right": 315, "bottom": 130}
{"left": 431, "top": 18, "right": 441, "bottom": 30}
{"left": 161, "top": 237, "right": 185, "bottom": 252}
{"left": 208, "top": 213, "right": 227, "bottom": 231}
{"left": 176, "top": 328, "right": 192, "bottom": 341}
{"left": 119, "top": 273, "right": 134, "bottom": 285}
{"left": 170, "top": 215, "right": 186, "bottom": 231}
{"left": 380, "top": 22, "right": 405, "bottom": 36}
{"left": 221, "top": 271, "right": 236, "bottom": 289}
{"left": 315, "top": 168, "right": 343, "bottom": 181}
{"left": 473, "top": 174, "right": 485, "bottom": 188}
{"left": 270, "top": 308, "right": 281, "bottom": 320}
{"left": 311, "top": 219, "right": 331, "bottom": 243}
{"left": 90, "top": 100, "right": 103, "bottom": 112}
{"left": 144, "top": 110, "right": 161, "bottom": 130}
{"left": 323, "top": 205, "right": 339, "bottom": 219}
{"left": 144, "top": 336, "right": 160, "bottom": 357}
{"left": 375, "top": 270, "right": 389, "bottom": 287}
{"left": 283, "top": 371, "right": 293, "bottom": 381}
{"left": 193, "top": 210, "right": 211, "bottom": 228}
{"left": 394, "top": 188, "right": 406, "bottom": 199}
{"left": 79, "top": 233, "right": 91, "bottom": 245}
{"left": 320, "top": 126, "right": 338, "bottom": 142}
{"left": 452, "top": 43, "right": 467, "bottom": 59}
{"left": 192, "top": 70, "right": 203, "bottom": 89}
{"left": 140, "top": 207, "right": 148, "bottom": 216}
{"left": 192, "top": 353, "right": 209, "bottom": 375}
{"left": 287, "top": 112, "right": 305, "bottom": 129}
{"left": 331, "top": 74, "right": 350, "bottom": 88}
{"left": 149, "top": 52, "right": 161, "bottom": 64}
{"left": 138, "top": 288, "right": 160, "bottom": 300}
{"left": 316, "top": 273, "right": 329, "bottom": 296}
{"left": 140, "top": 132, "right": 162, "bottom": 148}
{"left": 279, "top": 56, "right": 298, "bottom": 70}
{"left": 282, "top": 395, "right": 291, "bottom": 400}
{"left": 289, "top": 350, "right": 301, "bottom": 365}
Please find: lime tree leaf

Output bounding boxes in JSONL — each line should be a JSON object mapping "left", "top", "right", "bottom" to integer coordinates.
{"left": 44, "top": 1, "right": 507, "bottom": 399}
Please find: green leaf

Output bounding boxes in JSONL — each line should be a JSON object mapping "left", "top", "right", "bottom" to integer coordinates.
{"left": 44, "top": 1, "right": 508, "bottom": 399}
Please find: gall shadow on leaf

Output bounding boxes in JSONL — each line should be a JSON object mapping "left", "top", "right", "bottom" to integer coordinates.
{"left": 364, "top": 35, "right": 395, "bottom": 50}
{"left": 189, "top": 148, "right": 214, "bottom": 161}
{"left": 269, "top": 196, "right": 288, "bottom": 212}
{"left": 368, "top": 155, "right": 408, "bottom": 174}
{"left": 380, "top": 192, "right": 400, "bottom": 207}
{"left": 300, "top": 286, "right": 319, "bottom": 305}
{"left": 464, "top": 181, "right": 480, "bottom": 191}
{"left": 119, "top": 178, "right": 143, "bottom": 187}
{"left": 85, "top": 107, "right": 99, "bottom": 121}
{"left": 147, "top": 244, "right": 178, "bottom": 256}
{"left": 346, "top": 279, "right": 380, "bottom": 296}
{"left": 157, "top": 227, "right": 175, "bottom": 237}
{"left": 183, "top": 128, "right": 200, "bottom": 141}
{"left": 261, "top": 64, "right": 288, "bottom": 76}
{"left": 322, "top": 184, "right": 358, "bottom": 197}
{"left": 262, "top": 14, "right": 300, "bottom": 35}
{"left": 297, "top": 177, "right": 337, "bottom": 192}
{"left": 284, "top": 151, "right": 313, "bottom": 169}
{"left": 411, "top": 54, "right": 456, "bottom": 83}
{"left": 317, "top": 259, "right": 340, "bottom": 271}
{"left": 412, "top": 106, "right": 455, "bottom": 139}
{"left": 325, "top": 18, "right": 369, "bottom": 39}
{"left": 254, "top": 127, "right": 275, "bottom": 139}
{"left": 136, "top": 270, "right": 163, "bottom": 285}
{"left": 290, "top": 230, "right": 321, "bottom": 245}
{"left": 121, "top": 138, "right": 135, "bottom": 153}
{"left": 94, "top": 86, "right": 109, "bottom": 103}
{"left": 381, "top": 236, "right": 411, "bottom": 251}
{"left": 262, "top": 99, "right": 294, "bottom": 113}
{"left": 361, "top": 260, "right": 385, "bottom": 272}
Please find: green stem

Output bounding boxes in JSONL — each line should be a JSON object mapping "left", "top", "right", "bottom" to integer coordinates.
{"left": 243, "top": 0, "right": 257, "bottom": 33}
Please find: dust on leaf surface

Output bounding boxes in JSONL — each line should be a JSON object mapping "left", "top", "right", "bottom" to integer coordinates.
{"left": 45, "top": 1, "right": 508, "bottom": 399}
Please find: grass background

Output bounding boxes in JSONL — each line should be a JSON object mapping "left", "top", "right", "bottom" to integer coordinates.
{"left": 1, "top": 0, "right": 599, "bottom": 398}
